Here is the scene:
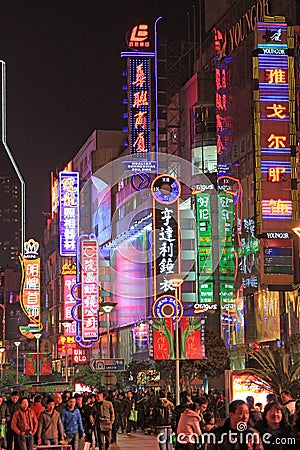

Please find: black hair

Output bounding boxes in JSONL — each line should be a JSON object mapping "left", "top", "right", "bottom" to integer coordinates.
{"left": 203, "top": 411, "right": 214, "bottom": 424}
{"left": 46, "top": 397, "right": 55, "bottom": 405}
{"left": 229, "top": 400, "right": 247, "bottom": 414}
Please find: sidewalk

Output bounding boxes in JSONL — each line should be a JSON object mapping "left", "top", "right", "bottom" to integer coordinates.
{"left": 111, "top": 431, "right": 159, "bottom": 449}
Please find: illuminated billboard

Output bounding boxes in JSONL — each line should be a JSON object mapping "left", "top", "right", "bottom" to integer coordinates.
{"left": 62, "top": 263, "right": 77, "bottom": 337}
{"left": 59, "top": 172, "right": 79, "bottom": 256}
{"left": 129, "top": 57, "right": 151, "bottom": 155}
{"left": 151, "top": 175, "right": 181, "bottom": 309}
{"left": 19, "top": 239, "right": 42, "bottom": 338}
{"left": 194, "top": 190, "right": 215, "bottom": 310}
{"left": 253, "top": 20, "right": 298, "bottom": 234}
{"left": 81, "top": 238, "right": 99, "bottom": 342}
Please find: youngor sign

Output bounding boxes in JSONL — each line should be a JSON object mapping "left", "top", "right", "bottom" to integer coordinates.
{"left": 214, "top": 0, "right": 270, "bottom": 59}
{"left": 253, "top": 19, "right": 298, "bottom": 234}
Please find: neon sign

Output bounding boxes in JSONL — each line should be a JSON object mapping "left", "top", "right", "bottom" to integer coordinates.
{"left": 128, "top": 24, "right": 150, "bottom": 48}
{"left": 152, "top": 175, "right": 181, "bottom": 305}
{"left": 254, "top": 20, "right": 298, "bottom": 233}
{"left": 19, "top": 239, "right": 42, "bottom": 338}
{"left": 215, "top": 61, "right": 232, "bottom": 161}
{"left": 81, "top": 238, "right": 99, "bottom": 342}
{"left": 128, "top": 58, "right": 151, "bottom": 155}
{"left": 59, "top": 172, "right": 79, "bottom": 256}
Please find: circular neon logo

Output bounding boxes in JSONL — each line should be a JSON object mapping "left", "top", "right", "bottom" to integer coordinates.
{"left": 152, "top": 295, "right": 183, "bottom": 320}
{"left": 151, "top": 174, "right": 181, "bottom": 204}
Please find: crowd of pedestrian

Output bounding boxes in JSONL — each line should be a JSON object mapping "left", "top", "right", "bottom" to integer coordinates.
{"left": 0, "top": 387, "right": 299, "bottom": 449}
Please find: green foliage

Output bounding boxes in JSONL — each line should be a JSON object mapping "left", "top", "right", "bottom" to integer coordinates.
{"left": 124, "top": 328, "right": 229, "bottom": 390}
{"left": 0, "top": 367, "right": 30, "bottom": 387}
{"left": 73, "top": 365, "right": 124, "bottom": 390}
{"left": 239, "top": 345, "right": 300, "bottom": 396}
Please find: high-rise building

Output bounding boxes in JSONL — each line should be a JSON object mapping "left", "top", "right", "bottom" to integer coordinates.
{"left": 0, "top": 61, "right": 25, "bottom": 272}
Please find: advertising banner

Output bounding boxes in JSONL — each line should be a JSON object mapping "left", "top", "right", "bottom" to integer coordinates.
{"left": 24, "top": 353, "right": 51, "bottom": 376}
{"left": 180, "top": 317, "right": 205, "bottom": 360}
{"left": 153, "top": 318, "right": 174, "bottom": 360}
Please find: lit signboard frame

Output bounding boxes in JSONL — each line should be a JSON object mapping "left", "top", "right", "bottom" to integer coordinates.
{"left": 59, "top": 171, "right": 80, "bottom": 256}
{"left": 254, "top": 21, "right": 298, "bottom": 234}
{"left": 19, "top": 239, "right": 42, "bottom": 338}
{"left": 81, "top": 238, "right": 99, "bottom": 342}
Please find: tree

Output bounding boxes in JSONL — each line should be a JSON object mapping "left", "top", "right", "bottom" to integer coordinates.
{"left": 124, "top": 328, "right": 229, "bottom": 391}
{"left": 180, "top": 328, "right": 230, "bottom": 390}
{"left": 239, "top": 345, "right": 300, "bottom": 396}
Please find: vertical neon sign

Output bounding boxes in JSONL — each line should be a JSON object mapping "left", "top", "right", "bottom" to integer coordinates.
{"left": 19, "top": 239, "right": 42, "bottom": 338}
{"left": 195, "top": 191, "right": 214, "bottom": 305}
{"left": 254, "top": 20, "right": 298, "bottom": 233}
{"left": 129, "top": 58, "right": 151, "bottom": 155}
{"left": 81, "top": 238, "right": 99, "bottom": 342}
{"left": 151, "top": 175, "right": 181, "bottom": 312}
{"left": 59, "top": 172, "right": 79, "bottom": 256}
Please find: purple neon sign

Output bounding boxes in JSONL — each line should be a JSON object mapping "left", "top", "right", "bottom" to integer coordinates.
{"left": 59, "top": 172, "right": 79, "bottom": 256}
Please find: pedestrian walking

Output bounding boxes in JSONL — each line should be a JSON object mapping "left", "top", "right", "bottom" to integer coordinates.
{"left": 6, "top": 390, "right": 20, "bottom": 450}
{"left": 153, "top": 390, "right": 174, "bottom": 450}
{"left": 37, "top": 397, "right": 64, "bottom": 446}
{"left": 61, "top": 396, "right": 85, "bottom": 450}
{"left": 0, "top": 395, "right": 10, "bottom": 450}
{"left": 90, "top": 391, "right": 114, "bottom": 450}
{"left": 11, "top": 397, "right": 38, "bottom": 450}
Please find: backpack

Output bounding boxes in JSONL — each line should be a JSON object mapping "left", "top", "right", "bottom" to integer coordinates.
{"left": 155, "top": 401, "right": 171, "bottom": 427}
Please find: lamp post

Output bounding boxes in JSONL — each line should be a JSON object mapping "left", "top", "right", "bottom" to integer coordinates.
{"left": 101, "top": 302, "right": 117, "bottom": 358}
{"left": 169, "top": 277, "right": 184, "bottom": 406}
{"left": 0, "top": 348, "right": 5, "bottom": 381}
{"left": 34, "top": 333, "right": 42, "bottom": 382}
{"left": 13, "top": 342, "right": 21, "bottom": 384}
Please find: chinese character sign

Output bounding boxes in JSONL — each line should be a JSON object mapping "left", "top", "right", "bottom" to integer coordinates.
{"left": 180, "top": 317, "right": 205, "bottom": 360}
{"left": 19, "top": 239, "right": 42, "bottom": 339}
{"left": 59, "top": 172, "right": 79, "bottom": 256}
{"left": 81, "top": 238, "right": 99, "bottom": 342}
{"left": 129, "top": 58, "right": 151, "bottom": 154}
{"left": 215, "top": 63, "right": 232, "bottom": 162}
{"left": 63, "top": 274, "right": 77, "bottom": 336}
{"left": 153, "top": 318, "right": 174, "bottom": 360}
{"left": 254, "top": 21, "right": 297, "bottom": 233}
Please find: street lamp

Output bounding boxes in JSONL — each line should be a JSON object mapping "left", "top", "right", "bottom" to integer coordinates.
{"left": 33, "top": 333, "right": 42, "bottom": 382}
{"left": 169, "top": 277, "right": 185, "bottom": 406}
{"left": 0, "top": 348, "right": 5, "bottom": 381}
{"left": 61, "top": 320, "right": 73, "bottom": 383}
{"left": 13, "top": 342, "right": 21, "bottom": 384}
{"left": 101, "top": 302, "right": 117, "bottom": 358}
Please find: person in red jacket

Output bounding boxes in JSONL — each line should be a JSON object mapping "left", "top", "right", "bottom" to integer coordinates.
{"left": 11, "top": 397, "right": 38, "bottom": 450}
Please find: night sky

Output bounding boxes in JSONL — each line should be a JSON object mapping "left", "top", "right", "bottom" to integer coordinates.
{"left": 0, "top": 0, "right": 198, "bottom": 240}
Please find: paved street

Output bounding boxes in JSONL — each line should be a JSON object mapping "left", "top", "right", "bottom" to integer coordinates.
{"left": 111, "top": 431, "right": 159, "bottom": 449}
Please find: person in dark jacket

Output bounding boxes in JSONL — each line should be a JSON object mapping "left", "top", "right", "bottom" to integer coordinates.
{"left": 118, "top": 392, "right": 130, "bottom": 434}
{"left": 0, "top": 395, "right": 10, "bottom": 450}
{"left": 61, "top": 397, "right": 85, "bottom": 450}
{"left": 253, "top": 401, "right": 293, "bottom": 450}
{"left": 171, "top": 391, "right": 192, "bottom": 433}
{"left": 6, "top": 391, "right": 20, "bottom": 450}
{"left": 90, "top": 391, "right": 115, "bottom": 450}
{"left": 37, "top": 397, "right": 64, "bottom": 446}
{"left": 246, "top": 396, "right": 262, "bottom": 427}
{"left": 207, "top": 399, "right": 263, "bottom": 450}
